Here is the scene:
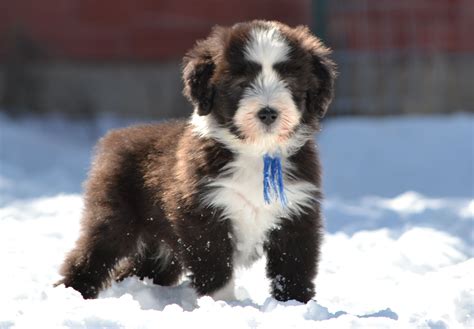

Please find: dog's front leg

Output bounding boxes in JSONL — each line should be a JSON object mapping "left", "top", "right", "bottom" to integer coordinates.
{"left": 265, "top": 208, "right": 322, "bottom": 303}
{"left": 176, "top": 209, "right": 234, "bottom": 298}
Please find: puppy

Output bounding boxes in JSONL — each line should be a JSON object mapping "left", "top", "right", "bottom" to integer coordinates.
{"left": 57, "top": 20, "right": 336, "bottom": 303}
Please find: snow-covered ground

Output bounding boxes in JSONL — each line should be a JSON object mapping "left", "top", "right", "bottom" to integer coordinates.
{"left": 0, "top": 113, "right": 473, "bottom": 328}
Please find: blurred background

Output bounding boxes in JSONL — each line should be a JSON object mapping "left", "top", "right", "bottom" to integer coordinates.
{"left": 0, "top": 3, "right": 473, "bottom": 326}
{"left": 0, "top": 0, "right": 473, "bottom": 119}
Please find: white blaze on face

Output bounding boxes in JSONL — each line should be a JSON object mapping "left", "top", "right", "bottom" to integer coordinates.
{"left": 235, "top": 27, "right": 301, "bottom": 145}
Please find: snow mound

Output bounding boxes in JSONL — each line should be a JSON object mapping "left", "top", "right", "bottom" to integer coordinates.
{"left": 1, "top": 113, "right": 473, "bottom": 328}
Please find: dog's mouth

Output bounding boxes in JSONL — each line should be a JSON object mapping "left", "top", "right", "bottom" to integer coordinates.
{"left": 262, "top": 124, "right": 277, "bottom": 134}
{"left": 231, "top": 100, "right": 302, "bottom": 149}
{"left": 235, "top": 121, "right": 295, "bottom": 145}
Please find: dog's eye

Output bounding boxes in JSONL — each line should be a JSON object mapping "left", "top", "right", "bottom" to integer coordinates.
{"left": 247, "top": 61, "right": 262, "bottom": 74}
{"left": 237, "top": 81, "right": 248, "bottom": 90}
{"left": 274, "top": 61, "right": 303, "bottom": 76}
{"left": 273, "top": 62, "right": 287, "bottom": 72}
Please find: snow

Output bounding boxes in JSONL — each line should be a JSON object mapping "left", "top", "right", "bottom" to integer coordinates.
{"left": 1, "top": 113, "right": 473, "bottom": 328}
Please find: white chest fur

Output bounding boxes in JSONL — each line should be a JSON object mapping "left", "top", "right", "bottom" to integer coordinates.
{"left": 202, "top": 154, "right": 318, "bottom": 267}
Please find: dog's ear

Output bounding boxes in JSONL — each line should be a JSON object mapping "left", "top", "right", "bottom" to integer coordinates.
{"left": 182, "top": 39, "right": 217, "bottom": 116}
{"left": 307, "top": 51, "right": 337, "bottom": 119}
{"left": 295, "top": 26, "right": 337, "bottom": 119}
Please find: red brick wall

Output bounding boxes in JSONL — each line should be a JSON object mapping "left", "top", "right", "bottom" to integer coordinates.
{"left": 328, "top": 0, "right": 474, "bottom": 52}
{"left": 0, "top": 0, "right": 311, "bottom": 61}
{"left": 1, "top": 0, "right": 472, "bottom": 62}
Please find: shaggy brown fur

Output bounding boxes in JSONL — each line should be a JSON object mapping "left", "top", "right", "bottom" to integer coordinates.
{"left": 56, "top": 20, "right": 336, "bottom": 303}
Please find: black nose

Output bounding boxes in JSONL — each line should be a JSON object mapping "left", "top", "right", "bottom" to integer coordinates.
{"left": 257, "top": 107, "right": 278, "bottom": 125}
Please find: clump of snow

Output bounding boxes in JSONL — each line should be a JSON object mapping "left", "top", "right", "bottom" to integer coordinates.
{"left": 0, "top": 113, "right": 472, "bottom": 328}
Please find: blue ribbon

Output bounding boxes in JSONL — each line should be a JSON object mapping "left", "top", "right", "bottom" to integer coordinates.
{"left": 263, "top": 154, "right": 287, "bottom": 206}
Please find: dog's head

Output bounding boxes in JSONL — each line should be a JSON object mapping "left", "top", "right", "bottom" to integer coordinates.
{"left": 184, "top": 20, "right": 336, "bottom": 155}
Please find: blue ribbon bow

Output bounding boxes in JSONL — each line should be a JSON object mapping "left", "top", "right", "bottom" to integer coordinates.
{"left": 263, "top": 154, "right": 287, "bottom": 206}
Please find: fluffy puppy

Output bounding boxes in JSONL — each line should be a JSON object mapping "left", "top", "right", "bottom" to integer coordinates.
{"left": 57, "top": 20, "right": 336, "bottom": 303}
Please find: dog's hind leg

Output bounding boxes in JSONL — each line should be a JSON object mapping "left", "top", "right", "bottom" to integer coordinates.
{"left": 56, "top": 208, "right": 140, "bottom": 299}
{"left": 115, "top": 244, "right": 183, "bottom": 287}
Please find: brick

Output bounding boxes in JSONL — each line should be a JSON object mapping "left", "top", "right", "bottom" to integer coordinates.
{"left": 76, "top": 0, "right": 137, "bottom": 27}
{"left": 2, "top": 0, "right": 472, "bottom": 60}
{"left": 127, "top": 25, "right": 211, "bottom": 60}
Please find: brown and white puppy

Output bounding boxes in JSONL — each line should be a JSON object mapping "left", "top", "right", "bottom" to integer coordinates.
{"left": 57, "top": 20, "right": 336, "bottom": 303}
